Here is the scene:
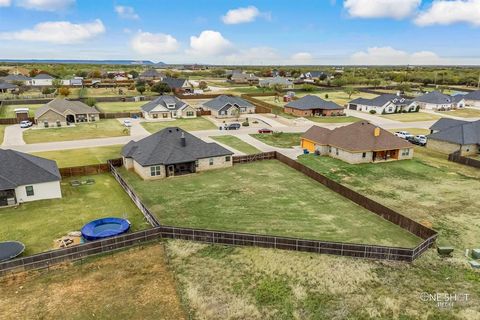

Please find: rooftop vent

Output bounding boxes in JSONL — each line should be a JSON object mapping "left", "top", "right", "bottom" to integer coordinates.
{"left": 181, "top": 132, "right": 186, "bottom": 147}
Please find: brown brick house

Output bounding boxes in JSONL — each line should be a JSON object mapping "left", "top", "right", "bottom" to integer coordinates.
{"left": 284, "top": 95, "right": 344, "bottom": 117}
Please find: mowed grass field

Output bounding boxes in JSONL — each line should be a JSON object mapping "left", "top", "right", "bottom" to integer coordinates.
{"left": 141, "top": 117, "right": 216, "bottom": 133}
{"left": 0, "top": 104, "right": 43, "bottom": 118}
{"left": 441, "top": 108, "right": 480, "bottom": 118}
{"left": 250, "top": 132, "right": 302, "bottom": 148}
{"left": 120, "top": 161, "right": 421, "bottom": 247}
{"left": 0, "top": 174, "right": 150, "bottom": 255}
{"left": 0, "top": 244, "right": 186, "bottom": 320}
{"left": 210, "top": 135, "right": 260, "bottom": 154}
{"left": 23, "top": 119, "right": 129, "bottom": 144}
{"left": 95, "top": 101, "right": 145, "bottom": 113}
{"left": 381, "top": 112, "right": 441, "bottom": 122}
{"left": 0, "top": 125, "right": 5, "bottom": 144}
{"left": 32, "top": 145, "right": 122, "bottom": 167}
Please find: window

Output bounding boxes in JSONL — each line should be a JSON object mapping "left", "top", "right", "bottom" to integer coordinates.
{"left": 209, "top": 158, "right": 214, "bottom": 166}
{"left": 240, "top": 107, "right": 246, "bottom": 112}
{"left": 362, "top": 152, "right": 366, "bottom": 158}
{"left": 150, "top": 165, "right": 161, "bottom": 176}
{"left": 162, "top": 113, "right": 168, "bottom": 118}
{"left": 328, "top": 146, "right": 332, "bottom": 153}
{"left": 402, "top": 149, "right": 410, "bottom": 156}
{"left": 173, "top": 112, "right": 177, "bottom": 117}
{"left": 25, "top": 186, "right": 34, "bottom": 196}
{"left": 186, "top": 111, "right": 194, "bottom": 117}
{"left": 225, "top": 156, "right": 231, "bottom": 162}
{"left": 335, "top": 148, "right": 339, "bottom": 156}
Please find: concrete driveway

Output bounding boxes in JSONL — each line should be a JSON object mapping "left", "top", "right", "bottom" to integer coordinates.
{"left": 2, "top": 124, "right": 26, "bottom": 146}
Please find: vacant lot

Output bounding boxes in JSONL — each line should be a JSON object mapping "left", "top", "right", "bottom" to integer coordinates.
{"left": 251, "top": 132, "right": 302, "bottom": 148}
{"left": 23, "top": 119, "right": 129, "bottom": 144}
{"left": 32, "top": 145, "right": 122, "bottom": 167}
{"left": 141, "top": 117, "right": 216, "bottom": 133}
{"left": 0, "top": 244, "right": 186, "bottom": 320}
{"left": 96, "top": 101, "right": 145, "bottom": 113}
{"left": 0, "top": 174, "right": 149, "bottom": 255}
{"left": 0, "top": 104, "right": 43, "bottom": 118}
{"left": 381, "top": 112, "right": 441, "bottom": 122}
{"left": 210, "top": 135, "right": 260, "bottom": 154}
{"left": 441, "top": 108, "right": 480, "bottom": 118}
{"left": 120, "top": 161, "right": 420, "bottom": 247}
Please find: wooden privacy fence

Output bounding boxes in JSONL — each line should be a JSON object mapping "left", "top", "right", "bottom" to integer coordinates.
{"left": 0, "top": 117, "right": 35, "bottom": 125}
{"left": 99, "top": 112, "right": 142, "bottom": 119}
{"left": 448, "top": 151, "right": 480, "bottom": 169}
{"left": 59, "top": 159, "right": 122, "bottom": 177}
{"left": 233, "top": 152, "right": 276, "bottom": 164}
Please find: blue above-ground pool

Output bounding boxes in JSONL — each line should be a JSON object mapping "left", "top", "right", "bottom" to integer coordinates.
{"left": 81, "top": 217, "right": 131, "bottom": 241}
{"left": 0, "top": 241, "right": 25, "bottom": 262}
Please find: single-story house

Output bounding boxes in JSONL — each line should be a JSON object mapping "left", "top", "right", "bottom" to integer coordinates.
{"left": 162, "top": 77, "right": 192, "bottom": 94}
{"left": 301, "top": 121, "right": 414, "bottom": 164}
{"left": 202, "top": 95, "right": 255, "bottom": 118}
{"left": 285, "top": 95, "right": 344, "bottom": 117}
{"left": 229, "top": 72, "right": 259, "bottom": 84}
{"left": 0, "top": 149, "right": 62, "bottom": 206}
{"left": 348, "top": 94, "right": 418, "bottom": 114}
{"left": 61, "top": 77, "right": 83, "bottom": 86}
{"left": 1, "top": 74, "right": 31, "bottom": 85}
{"left": 29, "top": 73, "right": 54, "bottom": 86}
{"left": 299, "top": 71, "right": 328, "bottom": 82}
{"left": 259, "top": 76, "right": 294, "bottom": 89}
{"left": 0, "top": 81, "right": 18, "bottom": 93}
{"left": 427, "top": 118, "right": 480, "bottom": 156}
{"left": 139, "top": 68, "right": 164, "bottom": 81}
{"left": 414, "top": 91, "right": 465, "bottom": 110}
{"left": 35, "top": 98, "right": 100, "bottom": 127}
{"left": 141, "top": 95, "right": 197, "bottom": 120}
{"left": 462, "top": 90, "right": 480, "bottom": 108}
{"left": 122, "top": 127, "right": 233, "bottom": 180}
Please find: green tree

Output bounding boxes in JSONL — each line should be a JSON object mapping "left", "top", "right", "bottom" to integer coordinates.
{"left": 151, "top": 82, "right": 170, "bottom": 94}
{"left": 85, "top": 97, "right": 97, "bottom": 107}
{"left": 344, "top": 86, "right": 359, "bottom": 99}
{"left": 136, "top": 85, "right": 146, "bottom": 95}
{"left": 198, "top": 81, "right": 208, "bottom": 90}
{"left": 129, "top": 70, "right": 139, "bottom": 79}
{"left": 58, "top": 87, "right": 71, "bottom": 97}
{"left": 302, "top": 84, "right": 316, "bottom": 92}
{"left": 52, "top": 79, "right": 62, "bottom": 89}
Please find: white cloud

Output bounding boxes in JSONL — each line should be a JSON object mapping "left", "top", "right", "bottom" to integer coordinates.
{"left": 351, "top": 46, "right": 444, "bottom": 65}
{"left": 16, "top": 0, "right": 75, "bottom": 11}
{"left": 188, "top": 30, "right": 233, "bottom": 56}
{"left": 131, "top": 31, "right": 179, "bottom": 55}
{"left": 415, "top": 0, "right": 480, "bottom": 26}
{"left": 0, "top": 0, "right": 11, "bottom": 7}
{"left": 226, "top": 47, "right": 279, "bottom": 64}
{"left": 291, "top": 52, "right": 314, "bottom": 64}
{"left": 344, "top": 0, "right": 421, "bottom": 19}
{"left": 222, "top": 6, "right": 261, "bottom": 24}
{"left": 114, "top": 5, "right": 139, "bottom": 20}
{"left": 0, "top": 19, "right": 105, "bottom": 44}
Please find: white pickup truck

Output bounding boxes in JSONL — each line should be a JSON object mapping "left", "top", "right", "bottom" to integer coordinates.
{"left": 394, "top": 131, "right": 414, "bottom": 140}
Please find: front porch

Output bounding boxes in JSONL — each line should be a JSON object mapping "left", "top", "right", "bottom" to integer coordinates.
{"left": 373, "top": 149, "right": 399, "bottom": 162}
{"left": 166, "top": 161, "right": 196, "bottom": 177}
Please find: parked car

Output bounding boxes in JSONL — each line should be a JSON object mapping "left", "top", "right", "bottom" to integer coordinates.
{"left": 394, "top": 131, "right": 414, "bottom": 140}
{"left": 123, "top": 119, "right": 132, "bottom": 127}
{"left": 225, "top": 123, "right": 241, "bottom": 130}
{"left": 19, "top": 120, "right": 33, "bottom": 128}
{"left": 412, "top": 135, "right": 427, "bottom": 146}
{"left": 258, "top": 128, "right": 273, "bottom": 134}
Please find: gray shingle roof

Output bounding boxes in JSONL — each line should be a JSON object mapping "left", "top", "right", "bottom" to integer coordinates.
{"left": 428, "top": 119, "right": 480, "bottom": 145}
{"left": 463, "top": 90, "right": 480, "bottom": 101}
{"left": 0, "top": 81, "right": 18, "bottom": 90}
{"left": 286, "top": 95, "right": 343, "bottom": 110}
{"left": 162, "top": 77, "right": 188, "bottom": 89}
{"left": 429, "top": 118, "right": 468, "bottom": 131}
{"left": 415, "top": 91, "right": 454, "bottom": 104}
{"left": 140, "top": 68, "right": 162, "bottom": 78}
{"left": 33, "top": 73, "right": 54, "bottom": 79}
{"left": 35, "top": 98, "right": 99, "bottom": 118}
{"left": 0, "top": 149, "right": 61, "bottom": 190}
{"left": 141, "top": 95, "right": 188, "bottom": 113}
{"left": 122, "top": 127, "right": 233, "bottom": 166}
{"left": 1, "top": 74, "right": 31, "bottom": 81}
{"left": 203, "top": 95, "right": 254, "bottom": 111}
{"left": 349, "top": 94, "right": 413, "bottom": 107}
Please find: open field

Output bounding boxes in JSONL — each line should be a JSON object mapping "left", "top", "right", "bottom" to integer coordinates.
{"left": 32, "top": 145, "right": 122, "bottom": 167}
{"left": 308, "top": 116, "right": 361, "bottom": 123}
{"left": 120, "top": 161, "right": 421, "bottom": 247}
{"left": 0, "top": 174, "right": 149, "bottom": 255}
{"left": 0, "top": 244, "right": 186, "bottom": 320}
{"left": 69, "top": 87, "right": 159, "bottom": 98}
{"left": 0, "top": 104, "right": 43, "bottom": 118}
{"left": 439, "top": 108, "right": 480, "bottom": 118}
{"left": 23, "top": 119, "right": 129, "bottom": 144}
{"left": 95, "top": 101, "right": 145, "bottom": 113}
{"left": 381, "top": 112, "right": 441, "bottom": 122}
{"left": 210, "top": 135, "right": 260, "bottom": 154}
{"left": 250, "top": 132, "right": 302, "bottom": 148}
{"left": 388, "top": 128, "right": 430, "bottom": 135}
{"left": 141, "top": 117, "right": 216, "bottom": 133}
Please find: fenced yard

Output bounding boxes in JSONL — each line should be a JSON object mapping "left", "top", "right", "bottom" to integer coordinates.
{"left": 140, "top": 117, "right": 217, "bottom": 133}
{"left": 95, "top": 101, "right": 145, "bottom": 113}
{"left": 32, "top": 145, "right": 123, "bottom": 168}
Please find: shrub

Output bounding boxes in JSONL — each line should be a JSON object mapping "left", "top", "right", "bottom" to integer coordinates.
{"left": 369, "top": 110, "right": 377, "bottom": 114}
{"left": 58, "top": 87, "right": 71, "bottom": 97}
{"left": 242, "top": 121, "right": 249, "bottom": 127}
{"left": 324, "top": 94, "right": 329, "bottom": 99}
{"left": 85, "top": 97, "right": 97, "bottom": 107}
{"left": 42, "top": 87, "right": 55, "bottom": 95}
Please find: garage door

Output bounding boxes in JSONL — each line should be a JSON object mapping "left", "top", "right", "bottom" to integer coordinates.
{"left": 349, "top": 104, "right": 357, "bottom": 110}
{"left": 301, "top": 139, "right": 315, "bottom": 152}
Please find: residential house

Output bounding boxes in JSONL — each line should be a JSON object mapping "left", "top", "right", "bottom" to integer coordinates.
{"left": 29, "top": 73, "right": 54, "bottom": 86}
{"left": 202, "top": 95, "right": 255, "bottom": 118}
{"left": 35, "top": 98, "right": 100, "bottom": 127}
{"left": 414, "top": 90, "right": 465, "bottom": 110}
{"left": 61, "top": 77, "right": 84, "bottom": 86}
{"left": 462, "top": 90, "right": 480, "bottom": 108}
{"left": 122, "top": 127, "right": 233, "bottom": 180}
{"left": 427, "top": 118, "right": 480, "bottom": 156}
{"left": 229, "top": 72, "right": 259, "bottom": 84}
{"left": 0, "top": 149, "right": 62, "bottom": 206}
{"left": 141, "top": 95, "right": 197, "bottom": 120}
{"left": 300, "top": 71, "right": 328, "bottom": 82}
{"left": 284, "top": 95, "right": 344, "bottom": 117}
{"left": 139, "top": 68, "right": 164, "bottom": 81}
{"left": 348, "top": 94, "right": 418, "bottom": 114}
{"left": 162, "top": 77, "right": 192, "bottom": 94}
{"left": 301, "top": 121, "right": 414, "bottom": 164}
{"left": 259, "top": 76, "right": 294, "bottom": 89}
{"left": 1, "top": 74, "right": 31, "bottom": 85}
{"left": 0, "top": 81, "right": 18, "bottom": 93}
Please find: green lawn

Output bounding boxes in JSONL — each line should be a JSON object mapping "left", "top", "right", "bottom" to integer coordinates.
{"left": 307, "top": 116, "right": 361, "bottom": 123}
{"left": 381, "top": 112, "right": 441, "bottom": 122}
{"left": 250, "top": 132, "right": 302, "bottom": 148}
{"left": 32, "top": 145, "right": 122, "bottom": 167}
{"left": 23, "top": 119, "right": 129, "bottom": 144}
{"left": 442, "top": 108, "right": 480, "bottom": 118}
{"left": 0, "top": 125, "right": 5, "bottom": 144}
{"left": 0, "top": 104, "right": 44, "bottom": 118}
{"left": 0, "top": 174, "right": 150, "bottom": 255}
{"left": 141, "top": 117, "right": 217, "bottom": 133}
{"left": 119, "top": 161, "right": 421, "bottom": 247}
{"left": 210, "top": 135, "right": 261, "bottom": 154}
{"left": 95, "top": 101, "right": 145, "bottom": 113}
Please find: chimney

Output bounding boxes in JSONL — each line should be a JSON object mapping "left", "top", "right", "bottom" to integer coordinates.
{"left": 374, "top": 127, "right": 380, "bottom": 137}
{"left": 181, "top": 132, "right": 186, "bottom": 147}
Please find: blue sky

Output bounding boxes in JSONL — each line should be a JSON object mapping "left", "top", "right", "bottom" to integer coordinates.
{"left": 0, "top": 0, "right": 480, "bottom": 65}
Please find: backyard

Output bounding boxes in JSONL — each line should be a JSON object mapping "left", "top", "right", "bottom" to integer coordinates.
{"left": 23, "top": 119, "right": 129, "bottom": 143}
{"left": 119, "top": 160, "right": 421, "bottom": 247}
{"left": 95, "top": 101, "right": 145, "bottom": 113}
{"left": 255, "top": 91, "right": 378, "bottom": 108}
{"left": 0, "top": 174, "right": 150, "bottom": 255}
{"left": 439, "top": 108, "right": 480, "bottom": 118}
{"left": 32, "top": 145, "right": 122, "bottom": 167}
{"left": 141, "top": 117, "right": 216, "bottom": 133}
{"left": 381, "top": 111, "right": 441, "bottom": 122}
{"left": 210, "top": 135, "right": 260, "bottom": 154}
{"left": 250, "top": 132, "right": 302, "bottom": 148}
{"left": 0, "top": 104, "right": 43, "bottom": 118}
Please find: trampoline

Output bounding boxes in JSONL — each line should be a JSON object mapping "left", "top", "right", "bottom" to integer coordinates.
{"left": 0, "top": 241, "right": 25, "bottom": 262}
{"left": 81, "top": 217, "right": 131, "bottom": 241}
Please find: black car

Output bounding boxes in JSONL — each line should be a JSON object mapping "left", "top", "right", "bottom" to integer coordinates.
{"left": 225, "top": 123, "right": 241, "bottom": 130}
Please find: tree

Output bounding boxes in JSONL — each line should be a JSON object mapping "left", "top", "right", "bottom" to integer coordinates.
{"left": 42, "top": 87, "right": 55, "bottom": 95}
{"left": 89, "top": 69, "right": 102, "bottom": 78}
{"left": 344, "top": 86, "right": 358, "bottom": 99}
{"left": 231, "top": 107, "right": 240, "bottom": 121}
{"left": 78, "top": 87, "right": 88, "bottom": 98}
{"left": 129, "top": 70, "right": 139, "bottom": 79}
{"left": 302, "top": 84, "right": 316, "bottom": 92}
{"left": 151, "top": 82, "right": 170, "bottom": 94}
{"left": 58, "top": 87, "right": 71, "bottom": 97}
{"left": 136, "top": 85, "right": 146, "bottom": 95}
{"left": 0, "top": 70, "right": 8, "bottom": 77}
{"left": 52, "top": 79, "right": 62, "bottom": 89}
{"left": 29, "top": 68, "right": 39, "bottom": 77}
{"left": 85, "top": 97, "right": 97, "bottom": 107}
{"left": 272, "top": 83, "right": 284, "bottom": 94}
{"left": 198, "top": 81, "right": 208, "bottom": 90}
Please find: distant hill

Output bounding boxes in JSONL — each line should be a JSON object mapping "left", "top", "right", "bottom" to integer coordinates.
{"left": 0, "top": 59, "right": 161, "bottom": 65}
